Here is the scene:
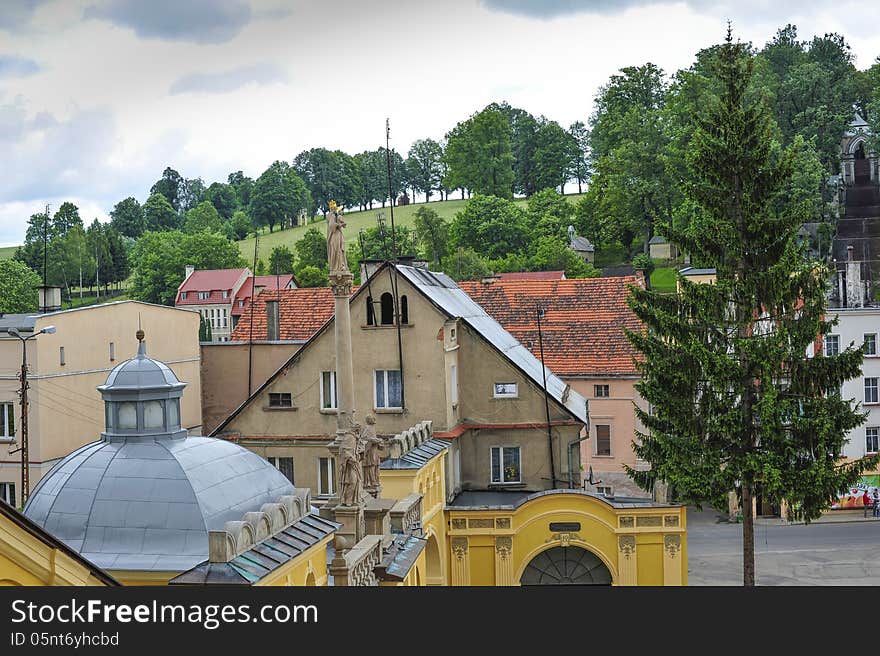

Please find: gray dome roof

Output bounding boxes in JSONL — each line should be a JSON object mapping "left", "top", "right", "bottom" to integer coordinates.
{"left": 23, "top": 436, "right": 295, "bottom": 572}
{"left": 99, "top": 339, "right": 184, "bottom": 394}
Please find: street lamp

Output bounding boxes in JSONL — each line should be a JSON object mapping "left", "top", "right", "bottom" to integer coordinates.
{"left": 7, "top": 325, "right": 56, "bottom": 507}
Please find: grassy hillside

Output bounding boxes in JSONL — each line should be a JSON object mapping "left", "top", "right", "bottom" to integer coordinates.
{"left": 236, "top": 194, "right": 586, "bottom": 261}
{"left": 0, "top": 245, "right": 17, "bottom": 260}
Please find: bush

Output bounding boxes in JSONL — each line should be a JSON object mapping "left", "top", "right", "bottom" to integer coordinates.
{"left": 632, "top": 253, "right": 656, "bottom": 277}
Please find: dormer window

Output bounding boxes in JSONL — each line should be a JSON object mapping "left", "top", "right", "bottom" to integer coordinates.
{"left": 198, "top": 291, "right": 210, "bottom": 300}
{"left": 180, "top": 292, "right": 187, "bottom": 300}
{"left": 222, "top": 290, "right": 229, "bottom": 299}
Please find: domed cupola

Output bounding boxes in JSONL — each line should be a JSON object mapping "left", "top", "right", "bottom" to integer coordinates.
{"left": 97, "top": 329, "right": 187, "bottom": 442}
{"left": 23, "top": 332, "right": 296, "bottom": 575}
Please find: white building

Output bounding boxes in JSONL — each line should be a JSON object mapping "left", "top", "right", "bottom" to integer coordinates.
{"left": 820, "top": 307, "right": 880, "bottom": 460}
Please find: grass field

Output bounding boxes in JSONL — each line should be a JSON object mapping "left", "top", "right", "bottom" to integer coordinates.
{"left": 236, "top": 194, "right": 586, "bottom": 262}
{"left": 0, "top": 245, "right": 17, "bottom": 259}
{"left": 650, "top": 266, "right": 677, "bottom": 293}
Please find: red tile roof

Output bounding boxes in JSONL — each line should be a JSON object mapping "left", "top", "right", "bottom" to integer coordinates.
{"left": 457, "top": 276, "right": 645, "bottom": 376}
{"left": 230, "top": 287, "right": 357, "bottom": 341}
{"left": 496, "top": 270, "right": 566, "bottom": 281}
{"left": 232, "top": 275, "right": 296, "bottom": 316}
{"left": 177, "top": 268, "right": 249, "bottom": 305}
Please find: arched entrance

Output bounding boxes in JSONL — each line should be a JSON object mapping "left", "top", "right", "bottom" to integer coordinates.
{"left": 520, "top": 546, "right": 612, "bottom": 586}
{"left": 425, "top": 533, "right": 442, "bottom": 584}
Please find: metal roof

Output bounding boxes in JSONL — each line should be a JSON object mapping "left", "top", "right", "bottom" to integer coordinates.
{"left": 380, "top": 438, "right": 447, "bottom": 470}
{"left": 0, "top": 314, "right": 38, "bottom": 332}
{"left": 169, "top": 513, "right": 339, "bottom": 585}
{"left": 376, "top": 533, "right": 427, "bottom": 582}
{"left": 395, "top": 265, "right": 589, "bottom": 425}
{"left": 679, "top": 267, "right": 717, "bottom": 276}
{"left": 649, "top": 235, "right": 667, "bottom": 244}
{"left": 570, "top": 235, "right": 595, "bottom": 251}
{"left": 23, "top": 436, "right": 295, "bottom": 572}
{"left": 99, "top": 340, "right": 185, "bottom": 393}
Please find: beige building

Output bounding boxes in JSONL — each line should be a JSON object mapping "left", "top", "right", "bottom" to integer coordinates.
{"left": 211, "top": 263, "right": 589, "bottom": 501}
{"left": 649, "top": 235, "right": 678, "bottom": 260}
{"left": 459, "top": 275, "right": 653, "bottom": 499}
{"left": 0, "top": 301, "right": 202, "bottom": 506}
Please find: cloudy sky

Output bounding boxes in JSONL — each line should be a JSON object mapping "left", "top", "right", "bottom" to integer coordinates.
{"left": 2, "top": 0, "right": 880, "bottom": 246}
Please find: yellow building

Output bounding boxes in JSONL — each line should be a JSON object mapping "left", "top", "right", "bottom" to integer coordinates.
{"left": 0, "top": 500, "right": 118, "bottom": 586}
{"left": 0, "top": 300, "right": 202, "bottom": 505}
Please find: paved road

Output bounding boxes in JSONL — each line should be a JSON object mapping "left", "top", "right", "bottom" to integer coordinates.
{"left": 686, "top": 507, "right": 880, "bottom": 585}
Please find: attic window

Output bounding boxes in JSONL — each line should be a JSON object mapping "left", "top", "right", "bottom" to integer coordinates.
{"left": 269, "top": 393, "right": 293, "bottom": 408}
{"left": 400, "top": 295, "right": 409, "bottom": 324}
{"left": 222, "top": 290, "right": 229, "bottom": 299}
{"left": 366, "top": 296, "right": 376, "bottom": 325}
{"left": 180, "top": 292, "right": 187, "bottom": 300}
{"left": 380, "top": 293, "right": 394, "bottom": 325}
{"left": 198, "top": 291, "right": 210, "bottom": 300}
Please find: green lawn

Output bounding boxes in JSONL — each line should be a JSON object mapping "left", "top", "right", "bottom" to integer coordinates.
{"left": 650, "top": 266, "right": 677, "bottom": 293}
{"left": 236, "top": 193, "right": 586, "bottom": 262}
{"left": 0, "top": 245, "right": 17, "bottom": 259}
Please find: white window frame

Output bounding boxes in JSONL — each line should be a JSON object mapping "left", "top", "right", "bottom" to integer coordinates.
{"left": 866, "top": 427, "right": 879, "bottom": 455}
{"left": 866, "top": 377, "right": 879, "bottom": 404}
{"left": 374, "top": 370, "right": 402, "bottom": 409}
{"left": 222, "top": 308, "right": 228, "bottom": 328}
{"left": 594, "top": 384, "right": 610, "bottom": 398}
{"left": 594, "top": 424, "right": 612, "bottom": 457}
{"left": 321, "top": 371, "right": 338, "bottom": 410}
{"left": 268, "top": 456, "right": 294, "bottom": 483}
{"left": 493, "top": 382, "right": 518, "bottom": 398}
{"left": 318, "top": 456, "right": 336, "bottom": 496}
{"left": 823, "top": 334, "right": 840, "bottom": 357}
{"left": 596, "top": 485, "right": 613, "bottom": 497}
{"left": 0, "top": 482, "right": 15, "bottom": 506}
{"left": 0, "top": 402, "right": 15, "bottom": 441}
{"left": 198, "top": 291, "right": 210, "bottom": 300}
{"left": 180, "top": 292, "right": 187, "bottom": 300}
{"left": 490, "top": 445, "right": 522, "bottom": 484}
{"left": 865, "top": 333, "right": 878, "bottom": 357}
{"left": 222, "top": 290, "right": 229, "bottom": 299}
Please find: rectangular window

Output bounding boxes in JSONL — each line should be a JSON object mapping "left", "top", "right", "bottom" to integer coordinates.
{"left": 0, "top": 403, "right": 14, "bottom": 440}
{"left": 222, "top": 290, "right": 229, "bottom": 299}
{"left": 321, "top": 371, "right": 337, "bottom": 410}
{"left": 450, "top": 365, "right": 458, "bottom": 406}
{"left": 318, "top": 457, "right": 336, "bottom": 495}
{"left": 596, "top": 486, "right": 613, "bottom": 497}
{"left": 490, "top": 446, "right": 521, "bottom": 484}
{"left": 594, "top": 384, "right": 610, "bottom": 397}
{"left": 823, "top": 334, "right": 840, "bottom": 356}
{"left": 866, "top": 378, "right": 879, "bottom": 404}
{"left": 59, "top": 346, "right": 65, "bottom": 366}
{"left": 180, "top": 292, "right": 187, "bottom": 300}
{"left": 109, "top": 342, "right": 115, "bottom": 361}
{"left": 268, "top": 392, "right": 293, "bottom": 408}
{"left": 269, "top": 456, "right": 294, "bottom": 483}
{"left": 238, "top": 300, "right": 245, "bottom": 308}
{"left": 222, "top": 309, "right": 228, "bottom": 328}
{"left": 493, "top": 382, "right": 518, "bottom": 398}
{"left": 865, "top": 334, "right": 877, "bottom": 356}
{"left": 595, "top": 424, "right": 611, "bottom": 456}
{"left": 198, "top": 291, "right": 209, "bottom": 300}
{"left": 0, "top": 482, "right": 15, "bottom": 507}
{"left": 375, "top": 370, "right": 402, "bottom": 409}
{"left": 867, "top": 427, "right": 879, "bottom": 454}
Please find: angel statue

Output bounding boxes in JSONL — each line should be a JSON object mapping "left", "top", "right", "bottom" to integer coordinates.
{"left": 326, "top": 200, "right": 349, "bottom": 274}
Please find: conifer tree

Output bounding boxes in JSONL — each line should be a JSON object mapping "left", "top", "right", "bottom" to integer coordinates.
{"left": 625, "top": 29, "right": 878, "bottom": 586}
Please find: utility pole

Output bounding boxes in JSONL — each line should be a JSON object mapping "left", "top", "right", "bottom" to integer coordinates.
{"left": 386, "top": 118, "right": 397, "bottom": 259}
{"left": 8, "top": 325, "right": 57, "bottom": 507}
{"left": 536, "top": 306, "right": 557, "bottom": 488}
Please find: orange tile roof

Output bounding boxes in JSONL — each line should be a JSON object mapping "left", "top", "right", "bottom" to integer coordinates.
{"left": 457, "top": 277, "right": 645, "bottom": 376}
{"left": 496, "top": 270, "right": 566, "bottom": 281}
{"left": 230, "top": 287, "right": 356, "bottom": 341}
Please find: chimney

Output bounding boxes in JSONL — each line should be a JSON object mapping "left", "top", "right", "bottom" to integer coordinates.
{"left": 846, "top": 246, "right": 864, "bottom": 308}
{"left": 184, "top": 264, "right": 195, "bottom": 280}
{"left": 37, "top": 286, "right": 61, "bottom": 314}
{"left": 266, "top": 300, "right": 280, "bottom": 341}
{"left": 481, "top": 274, "right": 500, "bottom": 285}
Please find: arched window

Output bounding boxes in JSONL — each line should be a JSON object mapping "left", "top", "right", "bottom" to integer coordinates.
{"left": 380, "top": 293, "right": 394, "bottom": 325}
{"left": 400, "top": 295, "right": 409, "bottom": 324}
{"left": 366, "top": 296, "right": 375, "bottom": 326}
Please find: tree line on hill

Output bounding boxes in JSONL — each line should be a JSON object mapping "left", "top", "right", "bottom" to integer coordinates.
{"left": 9, "top": 23, "right": 880, "bottom": 311}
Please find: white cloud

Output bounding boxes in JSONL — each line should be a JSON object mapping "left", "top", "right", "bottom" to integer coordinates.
{"left": 1, "top": 0, "right": 879, "bottom": 247}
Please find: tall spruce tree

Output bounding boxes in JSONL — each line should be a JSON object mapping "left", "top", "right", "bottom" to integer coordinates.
{"left": 625, "top": 30, "right": 878, "bottom": 586}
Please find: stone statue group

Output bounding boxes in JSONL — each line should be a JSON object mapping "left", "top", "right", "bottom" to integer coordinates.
{"left": 338, "top": 413, "right": 385, "bottom": 506}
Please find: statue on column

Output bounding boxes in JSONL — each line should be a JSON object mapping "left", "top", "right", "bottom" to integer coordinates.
{"left": 359, "top": 415, "right": 384, "bottom": 497}
{"left": 337, "top": 418, "right": 363, "bottom": 507}
{"left": 326, "top": 200, "right": 349, "bottom": 274}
